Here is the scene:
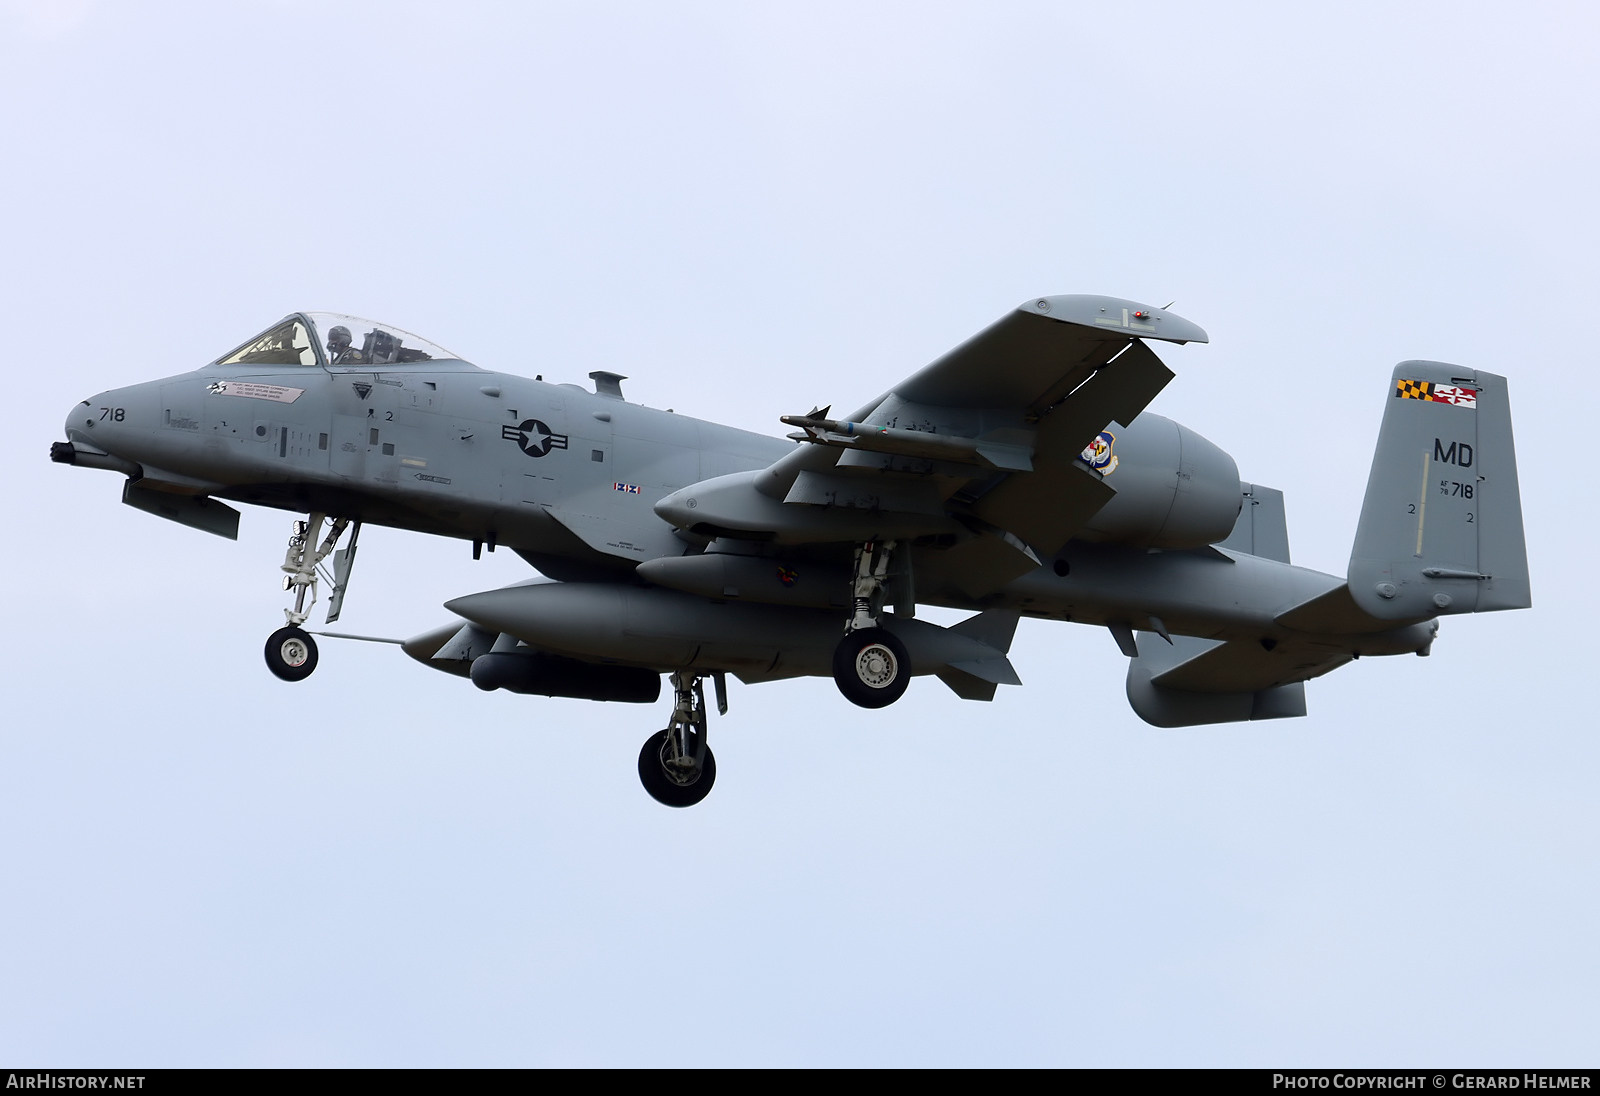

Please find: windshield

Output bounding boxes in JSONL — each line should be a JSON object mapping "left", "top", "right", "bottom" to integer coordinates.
{"left": 216, "top": 317, "right": 318, "bottom": 366}
{"left": 213, "top": 313, "right": 468, "bottom": 368}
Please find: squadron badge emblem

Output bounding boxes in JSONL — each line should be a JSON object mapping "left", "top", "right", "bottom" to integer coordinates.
{"left": 1080, "top": 430, "right": 1119, "bottom": 475}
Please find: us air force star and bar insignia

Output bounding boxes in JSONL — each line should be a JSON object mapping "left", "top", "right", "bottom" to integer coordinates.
{"left": 1396, "top": 379, "right": 1478, "bottom": 409}
{"left": 502, "top": 419, "right": 569, "bottom": 458}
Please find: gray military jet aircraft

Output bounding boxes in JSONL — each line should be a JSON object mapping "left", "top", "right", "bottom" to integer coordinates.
{"left": 52, "top": 296, "right": 1530, "bottom": 806}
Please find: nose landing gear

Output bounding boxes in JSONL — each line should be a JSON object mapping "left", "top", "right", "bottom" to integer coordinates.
{"left": 264, "top": 512, "right": 359, "bottom": 681}
{"left": 637, "top": 671, "right": 724, "bottom": 807}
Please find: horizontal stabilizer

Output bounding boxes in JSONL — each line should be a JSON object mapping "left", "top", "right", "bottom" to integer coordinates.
{"left": 1275, "top": 583, "right": 1396, "bottom": 636}
{"left": 1148, "top": 634, "right": 1350, "bottom": 694}
{"left": 1124, "top": 632, "right": 1310, "bottom": 728}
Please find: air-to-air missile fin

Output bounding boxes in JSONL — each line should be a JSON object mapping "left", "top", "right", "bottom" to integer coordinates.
{"left": 935, "top": 609, "right": 1023, "bottom": 701}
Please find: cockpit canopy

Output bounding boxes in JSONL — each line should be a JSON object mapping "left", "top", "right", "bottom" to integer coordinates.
{"left": 213, "top": 312, "right": 466, "bottom": 368}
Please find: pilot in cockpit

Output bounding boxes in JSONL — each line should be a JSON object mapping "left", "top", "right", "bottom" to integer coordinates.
{"left": 326, "top": 325, "right": 365, "bottom": 365}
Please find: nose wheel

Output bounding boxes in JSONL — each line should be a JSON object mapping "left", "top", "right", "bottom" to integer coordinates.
{"left": 265, "top": 626, "right": 319, "bottom": 682}
{"left": 263, "top": 513, "right": 358, "bottom": 681}
{"left": 638, "top": 671, "right": 722, "bottom": 807}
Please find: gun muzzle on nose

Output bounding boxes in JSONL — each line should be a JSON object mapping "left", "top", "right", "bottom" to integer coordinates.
{"left": 50, "top": 439, "right": 140, "bottom": 477}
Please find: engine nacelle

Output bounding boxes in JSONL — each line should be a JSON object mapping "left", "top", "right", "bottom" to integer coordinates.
{"left": 1078, "top": 414, "right": 1242, "bottom": 549}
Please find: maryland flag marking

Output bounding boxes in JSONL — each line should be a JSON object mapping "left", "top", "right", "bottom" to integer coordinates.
{"left": 1395, "top": 379, "right": 1478, "bottom": 409}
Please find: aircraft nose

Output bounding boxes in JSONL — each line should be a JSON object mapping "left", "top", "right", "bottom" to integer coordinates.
{"left": 67, "top": 381, "right": 162, "bottom": 447}
{"left": 53, "top": 393, "right": 143, "bottom": 475}
{"left": 62, "top": 392, "right": 131, "bottom": 450}
{"left": 63, "top": 398, "right": 97, "bottom": 445}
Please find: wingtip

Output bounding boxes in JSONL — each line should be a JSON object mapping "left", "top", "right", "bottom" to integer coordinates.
{"left": 1020, "top": 294, "right": 1208, "bottom": 345}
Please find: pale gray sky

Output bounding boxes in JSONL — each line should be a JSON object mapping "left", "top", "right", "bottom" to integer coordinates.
{"left": 2, "top": 0, "right": 1594, "bottom": 1066}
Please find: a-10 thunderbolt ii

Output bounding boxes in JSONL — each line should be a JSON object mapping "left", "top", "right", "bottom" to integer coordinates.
{"left": 52, "top": 295, "right": 1529, "bottom": 806}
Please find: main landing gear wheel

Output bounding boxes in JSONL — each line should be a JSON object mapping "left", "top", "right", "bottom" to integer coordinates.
{"left": 638, "top": 670, "right": 722, "bottom": 807}
{"left": 832, "top": 627, "right": 909, "bottom": 709}
{"left": 265, "top": 626, "right": 318, "bottom": 682}
{"left": 831, "top": 539, "right": 912, "bottom": 709}
{"left": 638, "top": 729, "right": 717, "bottom": 808}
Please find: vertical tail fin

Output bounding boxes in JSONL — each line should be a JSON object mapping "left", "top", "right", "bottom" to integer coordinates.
{"left": 1348, "top": 362, "right": 1530, "bottom": 620}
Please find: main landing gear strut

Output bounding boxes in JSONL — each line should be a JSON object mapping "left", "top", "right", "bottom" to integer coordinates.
{"left": 831, "top": 539, "right": 910, "bottom": 709}
{"left": 638, "top": 670, "right": 725, "bottom": 807}
{"left": 263, "top": 512, "right": 360, "bottom": 682}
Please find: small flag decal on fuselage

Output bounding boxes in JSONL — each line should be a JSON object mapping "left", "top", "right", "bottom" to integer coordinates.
{"left": 1396, "top": 379, "right": 1478, "bottom": 408}
{"left": 614, "top": 482, "right": 641, "bottom": 494}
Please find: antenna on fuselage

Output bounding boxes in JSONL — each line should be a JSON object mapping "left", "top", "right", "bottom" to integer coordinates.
{"left": 590, "top": 371, "right": 627, "bottom": 400}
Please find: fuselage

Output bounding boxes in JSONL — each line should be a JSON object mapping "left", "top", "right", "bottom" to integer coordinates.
{"left": 59, "top": 312, "right": 1431, "bottom": 665}
{"left": 66, "top": 350, "right": 785, "bottom": 573}
{"left": 51, "top": 302, "right": 1528, "bottom": 797}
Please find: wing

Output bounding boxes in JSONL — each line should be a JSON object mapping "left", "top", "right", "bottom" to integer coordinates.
{"left": 848, "top": 293, "right": 1205, "bottom": 417}
{"left": 656, "top": 294, "right": 1207, "bottom": 599}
